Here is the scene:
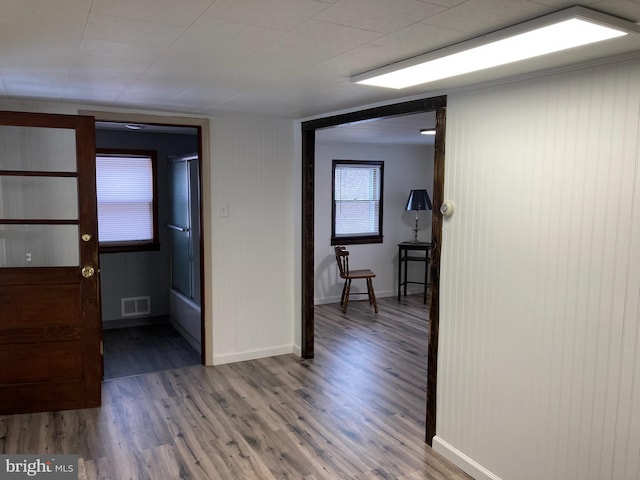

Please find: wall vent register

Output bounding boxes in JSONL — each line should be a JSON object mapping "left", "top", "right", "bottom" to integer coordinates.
{"left": 121, "top": 296, "right": 151, "bottom": 317}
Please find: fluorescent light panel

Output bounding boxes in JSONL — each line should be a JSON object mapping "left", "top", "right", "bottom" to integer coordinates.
{"left": 353, "top": 7, "right": 638, "bottom": 89}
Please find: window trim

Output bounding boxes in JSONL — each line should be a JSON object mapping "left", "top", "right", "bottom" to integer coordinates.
{"left": 331, "top": 159, "right": 384, "bottom": 245}
{"left": 96, "top": 148, "right": 160, "bottom": 254}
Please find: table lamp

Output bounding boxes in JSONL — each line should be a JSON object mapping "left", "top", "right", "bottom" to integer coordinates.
{"left": 405, "top": 189, "right": 432, "bottom": 242}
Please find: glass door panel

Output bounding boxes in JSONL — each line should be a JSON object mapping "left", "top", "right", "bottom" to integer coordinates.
{"left": 0, "top": 126, "right": 77, "bottom": 171}
{"left": 170, "top": 162, "right": 189, "bottom": 227}
{"left": 0, "top": 126, "right": 79, "bottom": 269}
{"left": 0, "top": 224, "right": 79, "bottom": 267}
{"left": 169, "top": 228, "right": 191, "bottom": 296}
{"left": 0, "top": 176, "right": 78, "bottom": 219}
{"left": 169, "top": 160, "right": 193, "bottom": 298}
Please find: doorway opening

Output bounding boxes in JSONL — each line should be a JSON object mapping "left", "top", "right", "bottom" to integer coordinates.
{"left": 301, "top": 96, "right": 447, "bottom": 444}
{"left": 93, "top": 119, "right": 206, "bottom": 379}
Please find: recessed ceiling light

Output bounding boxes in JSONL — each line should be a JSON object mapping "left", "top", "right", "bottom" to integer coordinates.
{"left": 352, "top": 6, "right": 638, "bottom": 89}
{"left": 124, "top": 123, "right": 145, "bottom": 130}
{"left": 420, "top": 129, "right": 436, "bottom": 135}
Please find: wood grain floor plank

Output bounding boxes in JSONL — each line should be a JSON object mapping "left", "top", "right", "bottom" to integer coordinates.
{"left": 0, "top": 296, "right": 471, "bottom": 480}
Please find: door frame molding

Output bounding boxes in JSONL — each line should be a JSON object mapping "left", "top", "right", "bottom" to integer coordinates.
{"left": 300, "top": 96, "right": 447, "bottom": 444}
{"left": 80, "top": 110, "right": 212, "bottom": 365}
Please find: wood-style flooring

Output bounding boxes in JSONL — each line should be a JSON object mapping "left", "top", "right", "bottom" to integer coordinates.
{"left": 0, "top": 295, "right": 471, "bottom": 480}
{"left": 103, "top": 323, "right": 201, "bottom": 379}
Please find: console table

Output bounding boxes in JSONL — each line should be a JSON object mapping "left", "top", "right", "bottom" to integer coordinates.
{"left": 397, "top": 241, "right": 430, "bottom": 304}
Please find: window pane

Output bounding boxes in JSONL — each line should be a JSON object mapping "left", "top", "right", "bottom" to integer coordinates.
{"left": 333, "top": 161, "right": 383, "bottom": 242}
{"left": 335, "top": 200, "right": 380, "bottom": 235}
{"left": 98, "top": 203, "right": 153, "bottom": 242}
{"left": 335, "top": 166, "right": 380, "bottom": 202}
{"left": 96, "top": 154, "right": 154, "bottom": 244}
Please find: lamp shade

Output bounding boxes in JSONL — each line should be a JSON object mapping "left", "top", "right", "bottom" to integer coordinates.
{"left": 405, "top": 189, "right": 432, "bottom": 211}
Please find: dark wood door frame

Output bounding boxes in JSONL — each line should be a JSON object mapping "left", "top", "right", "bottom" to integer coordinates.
{"left": 301, "top": 96, "right": 447, "bottom": 445}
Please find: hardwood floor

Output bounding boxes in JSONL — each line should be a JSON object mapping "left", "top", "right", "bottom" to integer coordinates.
{"left": 0, "top": 296, "right": 471, "bottom": 480}
{"left": 103, "top": 324, "right": 201, "bottom": 379}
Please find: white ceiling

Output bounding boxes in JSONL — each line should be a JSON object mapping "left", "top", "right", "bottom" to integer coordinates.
{"left": 1, "top": 0, "right": 639, "bottom": 121}
{"left": 316, "top": 111, "right": 436, "bottom": 144}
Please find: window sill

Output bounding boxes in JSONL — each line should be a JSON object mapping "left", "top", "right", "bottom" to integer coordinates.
{"left": 331, "top": 235, "right": 383, "bottom": 246}
{"left": 99, "top": 241, "right": 160, "bottom": 254}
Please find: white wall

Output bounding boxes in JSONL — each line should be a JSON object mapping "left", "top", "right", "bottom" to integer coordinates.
{"left": 314, "top": 140, "right": 433, "bottom": 303}
{"left": 210, "top": 117, "right": 296, "bottom": 363}
{"left": 435, "top": 58, "right": 640, "bottom": 480}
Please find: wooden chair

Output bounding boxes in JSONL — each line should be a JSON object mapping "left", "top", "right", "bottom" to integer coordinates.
{"left": 334, "top": 246, "right": 378, "bottom": 313}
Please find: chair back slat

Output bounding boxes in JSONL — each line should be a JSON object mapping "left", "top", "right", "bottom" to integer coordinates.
{"left": 334, "top": 245, "right": 350, "bottom": 278}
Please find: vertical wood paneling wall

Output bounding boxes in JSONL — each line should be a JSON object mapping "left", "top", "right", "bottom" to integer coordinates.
{"left": 210, "top": 117, "right": 296, "bottom": 364}
{"left": 435, "top": 58, "right": 640, "bottom": 480}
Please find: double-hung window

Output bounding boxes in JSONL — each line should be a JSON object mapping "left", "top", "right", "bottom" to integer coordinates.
{"left": 96, "top": 149, "right": 159, "bottom": 252}
{"left": 332, "top": 160, "right": 384, "bottom": 245}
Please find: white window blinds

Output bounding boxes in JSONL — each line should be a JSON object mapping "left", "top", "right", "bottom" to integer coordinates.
{"left": 96, "top": 155, "right": 154, "bottom": 243}
{"left": 334, "top": 163, "right": 381, "bottom": 236}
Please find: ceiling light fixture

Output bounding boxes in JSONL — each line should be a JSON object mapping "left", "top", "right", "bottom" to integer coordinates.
{"left": 352, "top": 6, "right": 638, "bottom": 89}
{"left": 124, "top": 123, "right": 145, "bottom": 130}
{"left": 420, "top": 129, "right": 436, "bottom": 135}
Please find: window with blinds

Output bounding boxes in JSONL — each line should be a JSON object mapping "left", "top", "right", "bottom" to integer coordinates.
{"left": 96, "top": 149, "right": 159, "bottom": 252}
{"left": 332, "top": 160, "right": 384, "bottom": 245}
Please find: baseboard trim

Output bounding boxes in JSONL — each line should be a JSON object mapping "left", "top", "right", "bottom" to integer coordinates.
{"left": 314, "top": 289, "right": 399, "bottom": 305}
{"left": 169, "top": 317, "right": 201, "bottom": 354}
{"left": 432, "top": 436, "right": 502, "bottom": 480}
{"left": 211, "top": 345, "right": 296, "bottom": 365}
{"left": 102, "top": 315, "right": 169, "bottom": 330}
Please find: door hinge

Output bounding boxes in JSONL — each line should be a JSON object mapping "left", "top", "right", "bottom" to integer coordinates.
{"left": 100, "top": 340, "right": 104, "bottom": 355}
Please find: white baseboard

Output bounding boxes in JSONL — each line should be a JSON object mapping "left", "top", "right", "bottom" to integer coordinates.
{"left": 432, "top": 436, "right": 502, "bottom": 480}
{"left": 211, "top": 345, "right": 296, "bottom": 365}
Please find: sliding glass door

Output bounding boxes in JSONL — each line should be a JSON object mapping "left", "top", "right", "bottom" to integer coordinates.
{"left": 168, "top": 154, "right": 200, "bottom": 302}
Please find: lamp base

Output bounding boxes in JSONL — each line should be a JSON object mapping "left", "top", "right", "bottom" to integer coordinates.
{"left": 410, "top": 213, "right": 420, "bottom": 242}
{"left": 409, "top": 226, "right": 420, "bottom": 242}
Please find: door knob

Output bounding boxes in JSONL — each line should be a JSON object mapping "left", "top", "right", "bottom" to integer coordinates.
{"left": 81, "top": 266, "right": 95, "bottom": 278}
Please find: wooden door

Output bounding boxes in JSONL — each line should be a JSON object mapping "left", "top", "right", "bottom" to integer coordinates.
{"left": 0, "top": 111, "right": 101, "bottom": 414}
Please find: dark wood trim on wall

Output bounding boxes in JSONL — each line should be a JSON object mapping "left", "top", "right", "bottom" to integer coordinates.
{"left": 301, "top": 127, "right": 316, "bottom": 359}
{"left": 426, "top": 106, "right": 446, "bottom": 446}
{"left": 301, "top": 96, "right": 447, "bottom": 445}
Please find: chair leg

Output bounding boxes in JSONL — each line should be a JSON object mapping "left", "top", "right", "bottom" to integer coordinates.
{"left": 340, "top": 280, "right": 348, "bottom": 309}
{"left": 367, "top": 278, "right": 378, "bottom": 313}
{"left": 342, "top": 279, "right": 351, "bottom": 313}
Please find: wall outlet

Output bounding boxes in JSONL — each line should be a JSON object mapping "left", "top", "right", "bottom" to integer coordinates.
{"left": 220, "top": 203, "right": 229, "bottom": 217}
